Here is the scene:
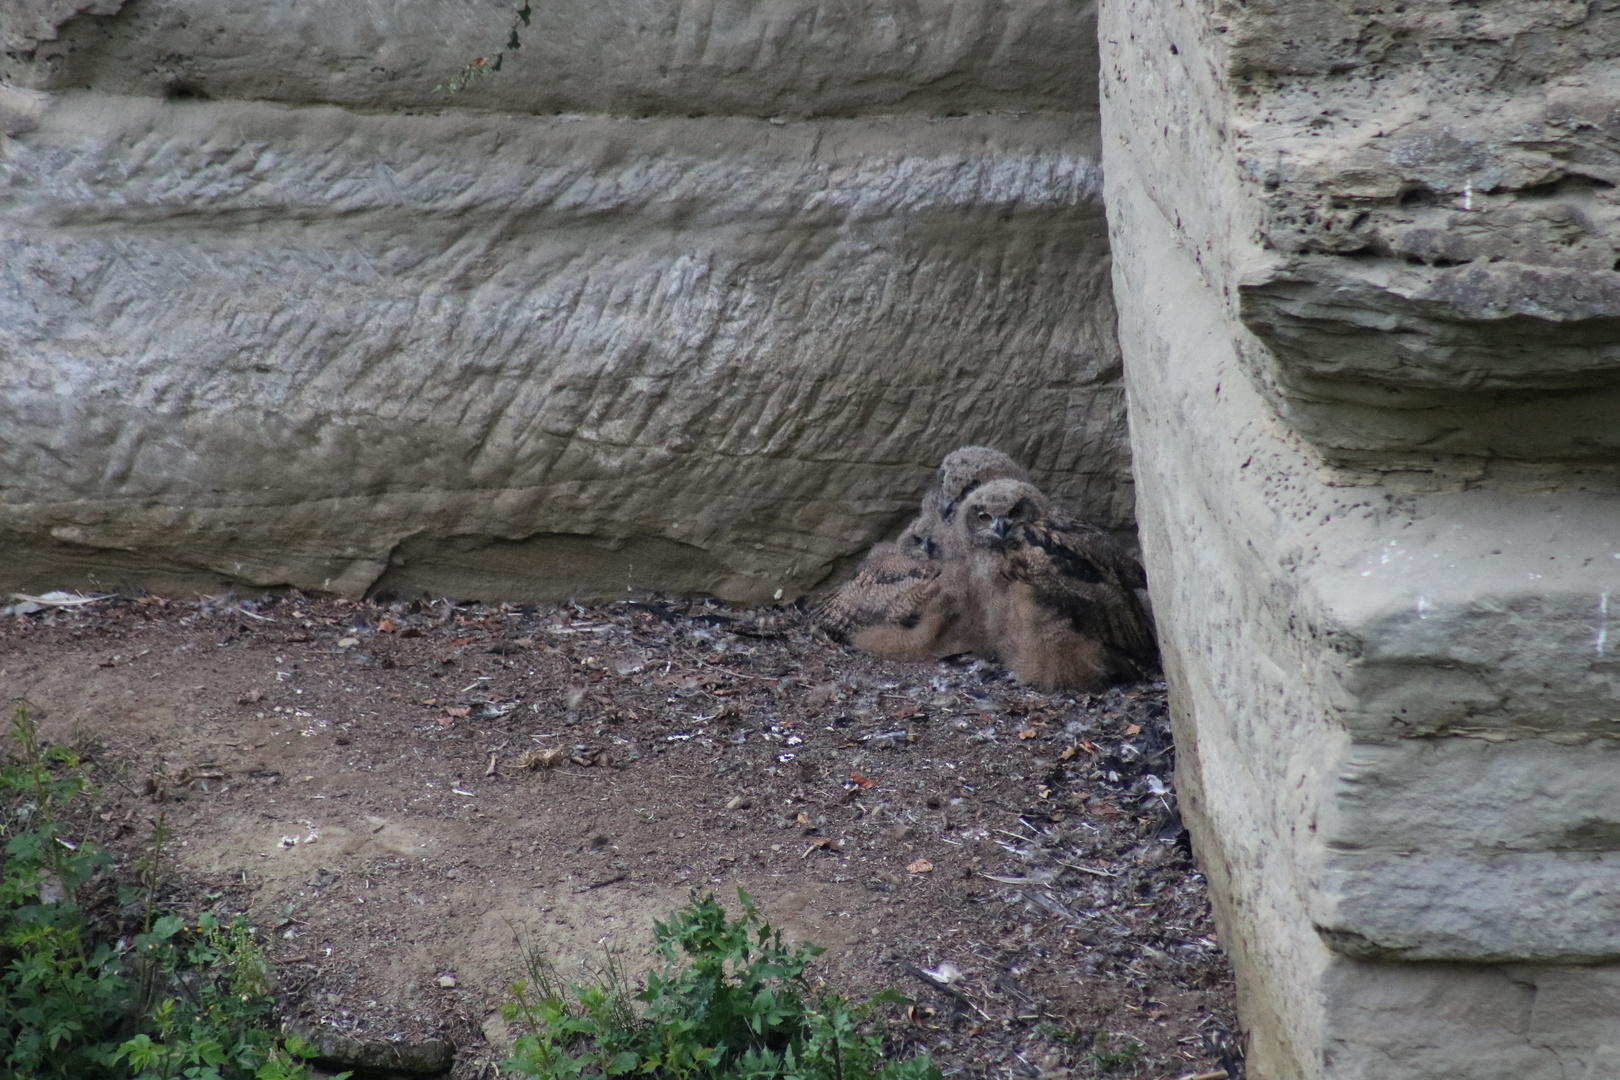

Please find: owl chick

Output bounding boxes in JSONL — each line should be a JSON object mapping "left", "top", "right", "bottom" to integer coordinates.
{"left": 814, "top": 446, "right": 1024, "bottom": 653}
{"left": 895, "top": 446, "right": 1031, "bottom": 560}
{"left": 811, "top": 542, "right": 978, "bottom": 660}
{"left": 953, "top": 478, "right": 1157, "bottom": 692}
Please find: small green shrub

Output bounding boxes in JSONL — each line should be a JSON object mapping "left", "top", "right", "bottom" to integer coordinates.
{"left": 1089, "top": 1032, "right": 1142, "bottom": 1074}
{"left": 0, "top": 705, "right": 338, "bottom": 1080}
{"left": 501, "top": 890, "right": 938, "bottom": 1080}
{"left": 116, "top": 912, "right": 345, "bottom": 1080}
{"left": 0, "top": 707, "right": 127, "bottom": 1079}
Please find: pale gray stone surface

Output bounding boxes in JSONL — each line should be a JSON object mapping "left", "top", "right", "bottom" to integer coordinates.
{"left": 1319, "top": 960, "right": 1620, "bottom": 1080}
{"left": 0, "top": 0, "right": 1126, "bottom": 601}
{"left": 1102, "top": 0, "right": 1620, "bottom": 1074}
{"left": 3, "top": 0, "right": 1099, "bottom": 117}
{"left": 1104, "top": 0, "right": 1620, "bottom": 466}
{"left": 0, "top": 82, "right": 48, "bottom": 134}
{"left": 1, "top": 0, "right": 121, "bottom": 55}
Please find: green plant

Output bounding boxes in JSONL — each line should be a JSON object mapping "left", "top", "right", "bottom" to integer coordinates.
{"left": 116, "top": 912, "right": 347, "bottom": 1080}
{"left": 0, "top": 705, "right": 127, "bottom": 1079}
{"left": 1089, "top": 1032, "right": 1142, "bottom": 1074}
{"left": 502, "top": 890, "right": 939, "bottom": 1080}
{"left": 0, "top": 705, "right": 338, "bottom": 1080}
{"left": 437, "top": 0, "right": 533, "bottom": 92}
{"left": 1033, "top": 1021, "right": 1075, "bottom": 1045}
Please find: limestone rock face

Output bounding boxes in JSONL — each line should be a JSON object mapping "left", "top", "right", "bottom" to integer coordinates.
{"left": 1134, "top": 0, "right": 1620, "bottom": 466}
{"left": 5, "top": 0, "right": 1100, "bottom": 118}
{"left": 1101, "top": 0, "right": 1620, "bottom": 1076}
{"left": 0, "top": 0, "right": 1126, "bottom": 601}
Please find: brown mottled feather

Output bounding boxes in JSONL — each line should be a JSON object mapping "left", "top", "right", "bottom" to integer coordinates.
{"left": 848, "top": 577, "right": 976, "bottom": 661}
{"left": 813, "top": 543, "right": 979, "bottom": 660}
{"left": 953, "top": 479, "right": 1157, "bottom": 691}
{"left": 995, "top": 520, "right": 1157, "bottom": 669}
{"left": 813, "top": 543, "right": 932, "bottom": 640}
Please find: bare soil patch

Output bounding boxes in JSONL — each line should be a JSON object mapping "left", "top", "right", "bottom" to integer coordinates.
{"left": 1, "top": 592, "right": 1241, "bottom": 1080}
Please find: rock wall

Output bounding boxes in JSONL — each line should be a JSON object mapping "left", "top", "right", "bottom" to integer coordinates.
{"left": 0, "top": 0, "right": 1126, "bottom": 602}
{"left": 16, "top": 1, "right": 1618, "bottom": 1070}
{"left": 1100, "top": 0, "right": 1620, "bottom": 1076}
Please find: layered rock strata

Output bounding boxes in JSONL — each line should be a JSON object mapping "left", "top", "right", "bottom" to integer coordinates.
{"left": 1101, "top": 1, "right": 1620, "bottom": 1076}
{"left": 0, "top": 0, "right": 1126, "bottom": 601}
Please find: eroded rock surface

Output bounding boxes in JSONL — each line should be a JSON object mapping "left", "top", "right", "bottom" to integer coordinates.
{"left": 4, "top": 0, "right": 1100, "bottom": 118}
{"left": 0, "top": 0, "right": 1125, "bottom": 602}
{"left": 1108, "top": 0, "right": 1620, "bottom": 466}
{"left": 1102, "top": 1, "right": 1620, "bottom": 1076}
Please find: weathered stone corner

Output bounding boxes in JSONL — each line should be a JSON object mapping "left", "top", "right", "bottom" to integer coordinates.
{"left": 1101, "top": 0, "right": 1620, "bottom": 1075}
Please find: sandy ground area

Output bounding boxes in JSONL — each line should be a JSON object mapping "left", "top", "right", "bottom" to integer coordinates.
{"left": 1, "top": 592, "right": 1241, "bottom": 1080}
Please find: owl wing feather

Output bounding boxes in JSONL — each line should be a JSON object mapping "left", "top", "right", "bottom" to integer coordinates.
{"left": 813, "top": 542, "right": 944, "bottom": 642}
{"left": 998, "top": 520, "right": 1159, "bottom": 673}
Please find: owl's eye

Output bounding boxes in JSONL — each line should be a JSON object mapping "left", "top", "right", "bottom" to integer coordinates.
{"left": 978, "top": 511, "right": 992, "bottom": 522}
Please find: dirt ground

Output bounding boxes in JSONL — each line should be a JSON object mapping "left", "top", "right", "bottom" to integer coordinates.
{"left": 0, "top": 590, "right": 1241, "bottom": 1080}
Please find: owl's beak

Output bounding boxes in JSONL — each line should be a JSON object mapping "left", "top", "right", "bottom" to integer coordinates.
{"left": 991, "top": 516, "right": 1011, "bottom": 538}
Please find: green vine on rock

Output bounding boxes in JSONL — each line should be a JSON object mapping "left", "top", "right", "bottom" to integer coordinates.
{"left": 437, "top": 0, "right": 534, "bottom": 93}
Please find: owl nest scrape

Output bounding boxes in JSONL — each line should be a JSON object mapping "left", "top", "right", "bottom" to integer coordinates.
{"left": 1, "top": 592, "right": 1242, "bottom": 1080}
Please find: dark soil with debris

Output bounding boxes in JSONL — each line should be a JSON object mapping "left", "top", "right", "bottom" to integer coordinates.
{"left": 1, "top": 592, "right": 1242, "bottom": 1080}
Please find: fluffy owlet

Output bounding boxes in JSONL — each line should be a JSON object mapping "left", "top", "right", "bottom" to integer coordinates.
{"left": 895, "top": 446, "right": 1031, "bottom": 560}
{"left": 812, "top": 446, "right": 1027, "bottom": 655}
{"left": 952, "top": 478, "right": 1157, "bottom": 691}
{"left": 810, "top": 446, "right": 1036, "bottom": 660}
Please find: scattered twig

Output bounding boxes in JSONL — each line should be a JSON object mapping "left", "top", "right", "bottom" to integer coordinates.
{"left": 693, "top": 660, "right": 771, "bottom": 680}
{"left": 1056, "top": 859, "right": 1119, "bottom": 878}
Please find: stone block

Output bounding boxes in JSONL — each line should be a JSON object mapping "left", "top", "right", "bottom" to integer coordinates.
{"left": 1102, "top": 0, "right": 1620, "bottom": 466}
{"left": 1101, "top": 0, "right": 1620, "bottom": 1072}
{"left": 3, "top": 0, "right": 1100, "bottom": 118}
{"left": 1, "top": 22, "right": 1126, "bottom": 600}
